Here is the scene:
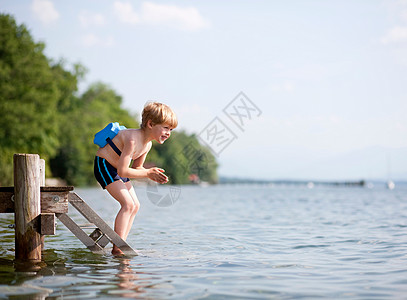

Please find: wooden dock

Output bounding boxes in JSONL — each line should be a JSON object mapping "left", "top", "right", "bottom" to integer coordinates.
{"left": 0, "top": 154, "right": 137, "bottom": 262}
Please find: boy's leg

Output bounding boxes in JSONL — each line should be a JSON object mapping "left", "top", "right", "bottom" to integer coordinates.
{"left": 106, "top": 180, "right": 138, "bottom": 254}
{"left": 123, "top": 181, "right": 140, "bottom": 240}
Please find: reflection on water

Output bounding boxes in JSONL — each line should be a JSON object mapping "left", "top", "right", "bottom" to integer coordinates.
{"left": 0, "top": 248, "right": 163, "bottom": 299}
{"left": 114, "top": 259, "right": 144, "bottom": 298}
{"left": 1, "top": 185, "right": 407, "bottom": 299}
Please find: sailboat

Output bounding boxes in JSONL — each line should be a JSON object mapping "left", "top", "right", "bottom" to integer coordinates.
{"left": 386, "top": 180, "right": 395, "bottom": 190}
{"left": 386, "top": 153, "right": 395, "bottom": 190}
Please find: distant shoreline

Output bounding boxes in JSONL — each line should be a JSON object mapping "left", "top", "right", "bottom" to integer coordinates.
{"left": 218, "top": 177, "right": 407, "bottom": 187}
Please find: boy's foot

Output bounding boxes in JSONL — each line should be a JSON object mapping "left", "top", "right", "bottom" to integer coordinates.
{"left": 112, "top": 246, "right": 125, "bottom": 256}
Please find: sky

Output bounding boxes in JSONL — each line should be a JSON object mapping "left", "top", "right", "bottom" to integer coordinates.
{"left": 1, "top": 0, "right": 407, "bottom": 181}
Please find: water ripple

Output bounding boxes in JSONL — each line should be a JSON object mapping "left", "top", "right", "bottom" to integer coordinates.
{"left": 1, "top": 185, "right": 407, "bottom": 299}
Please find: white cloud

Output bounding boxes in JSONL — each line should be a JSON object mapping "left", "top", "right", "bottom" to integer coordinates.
{"left": 79, "top": 11, "right": 105, "bottom": 28}
{"left": 114, "top": 1, "right": 139, "bottom": 25}
{"left": 113, "top": 1, "right": 210, "bottom": 31}
{"left": 81, "top": 34, "right": 115, "bottom": 48}
{"left": 140, "top": 2, "right": 210, "bottom": 31}
{"left": 31, "top": 0, "right": 59, "bottom": 25}
{"left": 381, "top": 26, "right": 407, "bottom": 44}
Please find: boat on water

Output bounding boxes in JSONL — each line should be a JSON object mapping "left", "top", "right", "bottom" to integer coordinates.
{"left": 386, "top": 180, "right": 395, "bottom": 190}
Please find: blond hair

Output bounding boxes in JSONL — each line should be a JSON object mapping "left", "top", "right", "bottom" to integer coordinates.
{"left": 141, "top": 102, "right": 178, "bottom": 129}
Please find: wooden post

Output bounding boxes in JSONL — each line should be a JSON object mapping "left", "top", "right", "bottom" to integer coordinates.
{"left": 39, "top": 158, "right": 46, "bottom": 250}
{"left": 39, "top": 159, "right": 45, "bottom": 186}
{"left": 14, "top": 154, "right": 42, "bottom": 261}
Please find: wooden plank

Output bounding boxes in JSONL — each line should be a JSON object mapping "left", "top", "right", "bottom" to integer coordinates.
{"left": 87, "top": 229, "right": 111, "bottom": 248}
{"left": 0, "top": 188, "right": 70, "bottom": 214}
{"left": 89, "top": 228, "right": 103, "bottom": 241}
{"left": 14, "top": 153, "right": 42, "bottom": 262}
{"left": 97, "top": 235, "right": 111, "bottom": 248}
{"left": 0, "top": 190, "right": 14, "bottom": 213}
{"left": 40, "top": 192, "right": 68, "bottom": 213}
{"left": 41, "top": 186, "right": 74, "bottom": 192}
{"left": 68, "top": 193, "right": 137, "bottom": 256}
{"left": 40, "top": 213, "right": 56, "bottom": 235}
{"left": 79, "top": 223, "right": 96, "bottom": 229}
{"left": 56, "top": 213, "right": 104, "bottom": 254}
{"left": 0, "top": 186, "right": 74, "bottom": 192}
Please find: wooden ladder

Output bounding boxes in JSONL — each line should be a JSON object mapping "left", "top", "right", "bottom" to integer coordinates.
{"left": 56, "top": 192, "right": 137, "bottom": 256}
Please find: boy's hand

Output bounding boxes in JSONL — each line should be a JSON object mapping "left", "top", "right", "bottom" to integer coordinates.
{"left": 147, "top": 168, "right": 168, "bottom": 184}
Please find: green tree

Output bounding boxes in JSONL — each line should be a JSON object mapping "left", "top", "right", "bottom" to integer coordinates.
{"left": 147, "top": 131, "right": 218, "bottom": 184}
{"left": 50, "top": 82, "right": 138, "bottom": 186}
{"left": 0, "top": 14, "right": 61, "bottom": 185}
{"left": 0, "top": 13, "right": 218, "bottom": 186}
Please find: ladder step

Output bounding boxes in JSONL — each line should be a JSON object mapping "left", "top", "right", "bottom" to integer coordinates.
{"left": 97, "top": 235, "right": 110, "bottom": 248}
{"left": 79, "top": 223, "right": 96, "bottom": 229}
{"left": 89, "top": 228, "right": 103, "bottom": 241}
{"left": 67, "top": 192, "right": 138, "bottom": 256}
{"left": 56, "top": 213, "right": 104, "bottom": 254}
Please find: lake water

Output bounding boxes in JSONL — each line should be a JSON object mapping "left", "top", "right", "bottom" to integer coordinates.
{"left": 1, "top": 184, "right": 407, "bottom": 299}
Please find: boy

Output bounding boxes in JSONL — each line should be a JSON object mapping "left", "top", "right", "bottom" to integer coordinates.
{"left": 94, "top": 102, "right": 177, "bottom": 255}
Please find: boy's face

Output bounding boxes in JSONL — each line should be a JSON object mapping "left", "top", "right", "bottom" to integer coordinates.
{"left": 151, "top": 123, "right": 173, "bottom": 144}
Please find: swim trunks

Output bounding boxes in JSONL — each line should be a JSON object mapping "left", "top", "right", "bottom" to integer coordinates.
{"left": 94, "top": 156, "right": 130, "bottom": 189}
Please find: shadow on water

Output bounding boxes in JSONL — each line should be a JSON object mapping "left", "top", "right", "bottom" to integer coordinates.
{"left": 0, "top": 248, "right": 160, "bottom": 299}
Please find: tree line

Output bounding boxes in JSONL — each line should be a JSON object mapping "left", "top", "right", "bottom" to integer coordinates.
{"left": 0, "top": 14, "right": 218, "bottom": 186}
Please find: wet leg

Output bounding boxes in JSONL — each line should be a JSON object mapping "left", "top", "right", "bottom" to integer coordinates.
{"left": 123, "top": 181, "right": 140, "bottom": 240}
{"left": 106, "top": 180, "right": 137, "bottom": 255}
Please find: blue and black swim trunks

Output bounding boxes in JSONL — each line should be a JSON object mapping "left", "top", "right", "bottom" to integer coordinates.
{"left": 94, "top": 156, "right": 130, "bottom": 189}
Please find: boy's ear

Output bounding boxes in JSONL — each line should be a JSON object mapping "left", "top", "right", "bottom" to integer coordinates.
{"left": 147, "top": 119, "right": 154, "bottom": 129}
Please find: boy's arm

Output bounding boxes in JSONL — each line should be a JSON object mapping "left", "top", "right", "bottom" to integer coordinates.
{"left": 117, "top": 141, "right": 168, "bottom": 184}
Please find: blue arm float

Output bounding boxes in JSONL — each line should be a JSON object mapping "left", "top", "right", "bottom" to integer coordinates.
{"left": 94, "top": 122, "right": 127, "bottom": 147}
